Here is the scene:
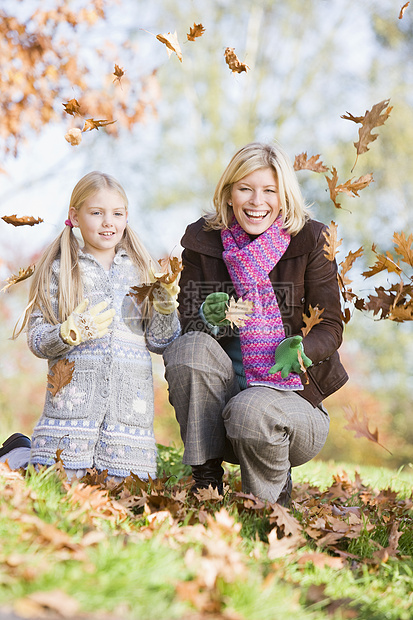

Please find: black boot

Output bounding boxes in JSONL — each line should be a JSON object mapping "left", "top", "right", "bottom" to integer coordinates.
{"left": 191, "top": 458, "right": 224, "bottom": 494}
{"left": 277, "top": 468, "right": 292, "bottom": 508}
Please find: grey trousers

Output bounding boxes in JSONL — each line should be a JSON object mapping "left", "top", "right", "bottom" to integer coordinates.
{"left": 163, "top": 331, "right": 329, "bottom": 503}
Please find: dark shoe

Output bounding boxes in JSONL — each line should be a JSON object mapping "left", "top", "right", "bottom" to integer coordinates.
{"left": 0, "top": 433, "right": 31, "bottom": 457}
{"left": 191, "top": 458, "right": 224, "bottom": 494}
{"left": 277, "top": 468, "right": 292, "bottom": 508}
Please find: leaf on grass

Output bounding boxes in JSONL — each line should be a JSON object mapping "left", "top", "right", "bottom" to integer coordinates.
{"left": 362, "top": 246, "right": 402, "bottom": 278}
{"left": 326, "top": 168, "right": 374, "bottom": 208}
{"left": 323, "top": 221, "right": 342, "bottom": 261}
{"left": 343, "top": 405, "right": 392, "bottom": 454}
{"left": 371, "top": 522, "right": 402, "bottom": 564}
{"left": 224, "top": 47, "right": 249, "bottom": 73}
{"left": 62, "top": 98, "right": 81, "bottom": 116}
{"left": 1, "top": 264, "right": 35, "bottom": 292}
{"left": 156, "top": 31, "right": 183, "bottom": 62}
{"left": 393, "top": 231, "right": 413, "bottom": 267}
{"left": 341, "top": 99, "right": 392, "bottom": 169}
{"left": 399, "top": 2, "right": 410, "bottom": 19}
{"left": 339, "top": 247, "right": 364, "bottom": 286}
{"left": 65, "top": 128, "right": 82, "bottom": 145}
{"left": 224, "top": 296, "right": 254, "bottom": 328}
{"left": 301, "top": 305, "right": 324, "bottom": 337}
{"left": 187, "top": 23, "right": 205, "bottom": 41}
{"left": 113, "top": 63, "right": 125, "bottom": 83}
{"left": 47, "top": 359, "right": 75, "bottom": 397}
{"left": 82, "top": 118, "right": 117, "bottom": 131}
{"left": 297, "top": 552, "right": 345, "bottom": 569}
{"left": 294, "top": 152, "right": 328, "bottom": 173}
{"left": 2, "top": 214, "right": 43, "bottom": 226}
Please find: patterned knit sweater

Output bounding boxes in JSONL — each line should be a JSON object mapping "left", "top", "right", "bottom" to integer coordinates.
{"left": 27, "top": 248, "right": 181, "bottom": 478}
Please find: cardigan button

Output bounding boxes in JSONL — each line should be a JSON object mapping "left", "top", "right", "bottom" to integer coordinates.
{"left": 101, "top": 388, "right": 109, "bottom": 398}
{"left": 301, "top": 297, "right": 305, "bottom": 304}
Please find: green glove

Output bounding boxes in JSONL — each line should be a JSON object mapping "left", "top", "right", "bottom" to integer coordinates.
{"left": 269, "top": 336, "right": 312, "bottom": 378}
{"left": 203, "top": 292, "right": 230, "bottom": 325}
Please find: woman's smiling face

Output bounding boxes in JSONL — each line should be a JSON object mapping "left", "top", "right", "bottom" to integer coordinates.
{"left": 230, "top": 167, "right": 281, "bottom": 235}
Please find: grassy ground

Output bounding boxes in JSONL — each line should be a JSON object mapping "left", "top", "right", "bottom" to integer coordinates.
{"left": 0, "top": 448, "right": 412, "bottom": 620}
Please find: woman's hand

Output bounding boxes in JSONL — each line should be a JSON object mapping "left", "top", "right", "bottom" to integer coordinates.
{"left": 203, "top": 292, "right": 230, "bottom": 325}
{"left": 269, "top": 335, "right": 312, "bottom": 378}
{"left": 60, "top": 300, "right": 115, "bottom": 346}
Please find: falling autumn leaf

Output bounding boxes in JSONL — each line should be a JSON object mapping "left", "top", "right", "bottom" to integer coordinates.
{"left": 339, "top": 247, "right": 364, "bottom": 287}
{"left": 47, "top": 359, "right": 75, "bottom": 397}
{"left": 187, "top": 23, "right": 205, "bottom": 41}
{"left": 323, "top": 221, "right": 342, "bottom": 261}
{"left": 82, "top": 118, "right": 117, "bottom": 131}
{"left": 224, "top": 296, "right": 254, "bottom": 328}
{"left": 301, "top": 305, "right": 324, "bottom": 337}
{"left": 341, "top": 99, "right": 392, "bottom": 170}
{"left": 156, "top": 31, "right": 183, "bottom": 62}
{"left": 1, "top": 264, "right": 35, "bottom": 292}
{"left": 62, "top": 98, "right": 82, "bottom": 116}
{"left": 2, "top": 215, "right": 43, "bottom": 227}
{"left": 224, "top": 47, "right": 249, "bottom": 73}
{"left": 399, "top": 2, "right": 409, "bottom": 18}
{"left": 65, "top": 127, "right": 82, "bottom": 145}
{"left": 393, "top": 231, "right": 413, "bottom": 267}
{"left": 343, "top": 405, "right": 392, "bottom": 454}
{"left": 326, "top": 167, "right": 373, "bottom": 208}
{"left": 362, "top": 245, "right": 402, "bottom": 278}
{"left": 294, "top": 152, "right": 328, "bottom": 173}
{"left": 113, "top": 64, "right": 125, "bottom": 83}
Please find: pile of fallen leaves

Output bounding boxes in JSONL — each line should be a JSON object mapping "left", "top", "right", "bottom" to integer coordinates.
{"left": 1, "top": 459, "right": 412, "bottom": 618}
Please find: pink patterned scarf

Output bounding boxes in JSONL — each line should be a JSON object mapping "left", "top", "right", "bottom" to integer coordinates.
{"left": 221, "top": 217, "right": 303, "bottom": 390}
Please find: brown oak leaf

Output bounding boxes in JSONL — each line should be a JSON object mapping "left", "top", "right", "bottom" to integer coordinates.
{"left": 323, "top": 221, "right": 342, "bottom": 261}
{"left": 393, "top": 231, "right": 413, "bottom": 267}
{"left": 129, "top": 257, "right": 183, "bottom": 303}
{"left": 1, "top": 264, "right": 35, "bottom": 292}
{"left": 113, "top": 64, "right": 125, "bottom": 83}
{"left": 341, "top": 99, "right": 392, "bottom": 169}
{"left": 339, "top": 247, "right": 364, "bottom": 286}
{"left": 2, "top": 215, "right": 44, "bottom": 227}
{"left": 224, "top": 47, "right": 249, "bottom": 73}
{"left": 62, "top": 98, "right": 81, "bottom": 116}
{"left": 47, "top": 359, "right": 75, "bottom": 397}
{"left": 362, "top": 246, "right": 402, "bottom": 278}
{"left": 187, "top": 23, "right": 205, "bottom": 41}
{"left": 82, "top": 118, "right": 117, "bottom": 132}
{"left": 326, "top": 168, "right": 374, "bottom": 208}
{"left": 301, "top": 305, "right": 324, "bottom": 337}
{"left": 294, "top": 152, "right": 328, "bottom": 173}
{"left": 343, "top": 405, "right": 391, "bottom": 453}
{"left": 156, "top": 31, "right": 183, "bottom": 62}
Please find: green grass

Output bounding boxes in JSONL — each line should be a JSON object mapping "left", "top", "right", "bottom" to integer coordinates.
{"left": 0, "top": 449, "right": 412, "bottom": 620}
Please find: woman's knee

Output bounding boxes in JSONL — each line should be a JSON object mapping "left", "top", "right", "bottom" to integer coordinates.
{"left": 164, "top": 331, "right": 233, "bottom": 374}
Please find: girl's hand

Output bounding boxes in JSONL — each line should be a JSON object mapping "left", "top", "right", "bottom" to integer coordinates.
{"left": 60, "top": 299, "right": 115, "bottom": 346}
{"left": 202, "top": 292, "right": 230, "bottom": 325}
{"left": 152, "top": 281, "right": 180, "bottom": 315}
{"left": 269, "top": 336, "right": 312, "bottom": 378}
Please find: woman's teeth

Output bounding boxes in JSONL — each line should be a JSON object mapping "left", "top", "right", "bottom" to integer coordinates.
{"left": 245, "top": 210, "right": 268, "bottom": 219}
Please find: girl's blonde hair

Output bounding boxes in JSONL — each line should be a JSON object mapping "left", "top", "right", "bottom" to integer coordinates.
{"left": 14, "top": 171, "right": 154, "bottom": 338}
{"left": 205, "top": 142, "right": 311, "bottom": 234}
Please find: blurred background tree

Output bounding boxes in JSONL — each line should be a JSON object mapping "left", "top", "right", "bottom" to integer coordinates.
{"left": 1, "top": 0, "right": 412, "bottom": 467}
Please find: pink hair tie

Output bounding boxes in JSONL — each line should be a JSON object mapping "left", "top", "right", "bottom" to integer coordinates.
{"left": 65, "top": 219, "right": 73, "bottom": 228}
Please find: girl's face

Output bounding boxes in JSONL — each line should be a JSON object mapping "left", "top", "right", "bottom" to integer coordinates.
{"left": 69, "top": 188, "right": 127, "bottom": 266}
{"left": 230, "top": 167, "right": 281, "bottom": 235}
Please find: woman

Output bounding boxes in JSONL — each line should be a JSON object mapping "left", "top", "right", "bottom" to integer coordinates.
{"left": 163, "top": 142, "right": 348, "bottom": 505}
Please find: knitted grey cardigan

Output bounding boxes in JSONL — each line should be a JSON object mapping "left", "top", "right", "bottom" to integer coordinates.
{"left": 27, "top": 248, "right": 181, "bottom": 478}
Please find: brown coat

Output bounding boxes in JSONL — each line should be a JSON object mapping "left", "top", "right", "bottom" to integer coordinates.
{"left": 178, "top": 217, "right": 348, "bottom": 407}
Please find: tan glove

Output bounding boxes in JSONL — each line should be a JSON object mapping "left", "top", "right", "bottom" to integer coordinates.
{"left": 60, "top": 299, "right": 115, "bottom": 346}
{"left": 150, "top": 268, "right": 180, "bottom": 315}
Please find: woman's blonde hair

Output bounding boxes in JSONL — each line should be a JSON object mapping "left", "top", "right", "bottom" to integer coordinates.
{"left": 205, "top": 142, "right": 311, "bottom": 234}
{"left": 14, "top": 171, "right": 154, "bottom": 338}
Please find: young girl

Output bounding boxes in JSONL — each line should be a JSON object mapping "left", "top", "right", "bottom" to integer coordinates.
{"left": 1, "top": 171, "right": 180, "bottom": 481}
